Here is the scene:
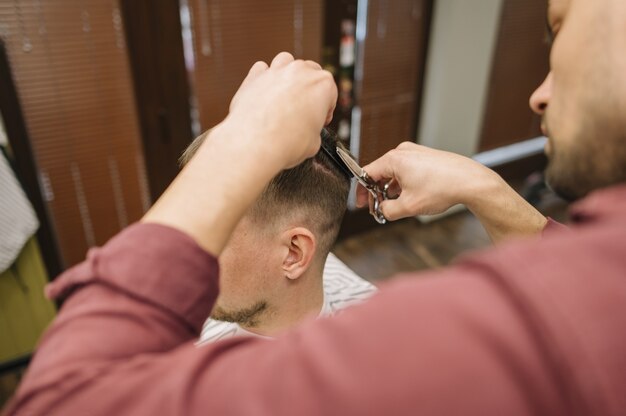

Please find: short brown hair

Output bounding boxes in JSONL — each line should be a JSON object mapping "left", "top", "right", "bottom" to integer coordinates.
{"left": 179, "top": 128, "right": 351, "bottom": 259}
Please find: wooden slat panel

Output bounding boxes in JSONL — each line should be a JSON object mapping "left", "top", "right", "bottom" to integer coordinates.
{"left": 0, "top": 1, "right": 149, "bottom": 267}
{"left": 479, "top": 0, "right": 550, "bottom": 151}
{"left": 358, "top": 98, "right": 416, "bottom": 165}
{"left": 358, "top": 0, "right": 431, "bottom": 162}
{"left": 188, "top": 0, "right": 322, "bottom": 130}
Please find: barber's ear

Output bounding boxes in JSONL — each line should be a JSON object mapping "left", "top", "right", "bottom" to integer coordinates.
{"left": 281, "top": 227, "right": 316, "bottom": 280}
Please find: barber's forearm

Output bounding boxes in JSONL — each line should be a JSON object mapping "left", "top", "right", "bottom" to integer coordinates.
{"left": 465, "top": 171, "right": 547, "bottom": 243}
{"left": 141, "top": 53, "right": 336, "bottom": 255}
{"left": 142, "top": 119, "right": 285, "bottom": 255}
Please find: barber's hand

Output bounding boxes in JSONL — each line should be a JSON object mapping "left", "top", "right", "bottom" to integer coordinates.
{"left": 356, "top": 142, "right": 495, "bottom": 220}
{"left": 225, "top": 52, "right": 337, "bottom": 169}
{"left": 144, "top": 53, "right": 337, "bottom": 255}
{"left": 356, "top": 142, "right": 547, "bottom": 243}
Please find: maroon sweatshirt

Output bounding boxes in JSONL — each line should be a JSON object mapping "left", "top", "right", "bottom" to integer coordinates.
{"left": 5, "top": 185, "right": 626, "bottom": 416}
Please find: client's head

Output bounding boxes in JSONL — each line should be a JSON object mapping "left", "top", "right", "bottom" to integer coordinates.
{"left": 180, "top": 128, "right": 350, "bottom": 334}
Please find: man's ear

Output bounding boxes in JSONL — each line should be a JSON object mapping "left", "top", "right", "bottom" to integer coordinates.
{"left": 280, "top": 227, "right": 316, "bottom": 280}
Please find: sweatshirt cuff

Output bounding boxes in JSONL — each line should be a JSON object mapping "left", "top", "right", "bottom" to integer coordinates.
{"left": 542, "top": 217, "right": 569, "bottom": 237}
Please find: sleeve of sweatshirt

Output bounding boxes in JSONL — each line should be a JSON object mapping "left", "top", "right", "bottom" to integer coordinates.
{"left": 5, "top": 223, "right": 566, "bottom": 416}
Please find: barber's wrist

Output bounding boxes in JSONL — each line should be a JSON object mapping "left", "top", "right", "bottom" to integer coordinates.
{"left": 458, "top": 164, "right": 504, "bottom": 211}
{"left": 142, "top": 119, "right": 285, "bottom": 255}
{"left": 215, "top": 116, "right": 290, "bottom": 173}
{"left": 463, "top": 166, "right": 547, "bottom": 241}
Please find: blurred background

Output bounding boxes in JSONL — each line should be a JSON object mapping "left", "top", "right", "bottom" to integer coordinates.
{"left": 0, "top": 0, "right": 565, "bottom": 405}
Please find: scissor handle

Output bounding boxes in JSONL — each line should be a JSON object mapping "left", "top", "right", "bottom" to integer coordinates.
{"left": 361, "top": 172, "right": 388, "bottom": 224}
{"left": 370, "top": 193, "right": 387, "bottom": 224}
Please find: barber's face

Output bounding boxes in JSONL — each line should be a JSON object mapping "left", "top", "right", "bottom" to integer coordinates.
{"left": 211, "top": 215, "right": 283, "bottom": 325}
{"left": 529, "top": 0, "right": 626, "bottom": 200}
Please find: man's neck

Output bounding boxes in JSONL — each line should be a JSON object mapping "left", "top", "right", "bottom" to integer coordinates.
{"left": 241, "top": 266, "right": 325, "bottom": 337}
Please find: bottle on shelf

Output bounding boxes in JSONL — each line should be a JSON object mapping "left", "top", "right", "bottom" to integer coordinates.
{"left": 337, "top": 19, "right": 356, "bottom": 144}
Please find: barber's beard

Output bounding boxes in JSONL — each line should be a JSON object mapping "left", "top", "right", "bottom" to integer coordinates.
{"left": 210, "top": 301, "right": 268, "bottom": 327}
{"left": 542, "top": 94, "right": 626, "bottom": 200}
{"left": 545, "top": 134, "right": 626, "bottom": 202}
{"left": 545, "top": 153, "right": 586, "bottom": 201}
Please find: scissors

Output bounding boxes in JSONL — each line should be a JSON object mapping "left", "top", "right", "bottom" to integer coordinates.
{"left": 336, "top": 147, "right": 390, "bottom": 224}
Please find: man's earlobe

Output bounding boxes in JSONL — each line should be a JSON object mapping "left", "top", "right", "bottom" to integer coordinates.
{"left": 282, "top": 227, "right": 316, "bottom": 280}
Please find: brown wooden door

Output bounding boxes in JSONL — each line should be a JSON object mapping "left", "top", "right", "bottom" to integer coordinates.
{"left": 479, "top": 0, "right": 550, "bottom": 151}
{"left": 0, "top": 1, "right": 149, "bottom": 267}
{"left": 358, "top": 0, "right": 432, "bottom": 165}
{"left": 120, "top": 0, "right": 195, "bottom": 200}
{"left": 187, "top": 0, "right": 323, "bottom": 131}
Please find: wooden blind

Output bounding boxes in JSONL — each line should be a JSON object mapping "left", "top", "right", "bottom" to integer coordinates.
{"left": 0, "top": 1, "right": 150, "bottom": 267}
{"left": 187, "top": 0, "right": 322, "bottom": 130}
{"left": 357, "top": 0, "right": 430, "bottom": 165}
{"left": 478, "top": 0, "right": 550, "bottom": 151}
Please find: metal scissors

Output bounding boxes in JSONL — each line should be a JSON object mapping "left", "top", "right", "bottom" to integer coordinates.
{"left": 336, "top": 147, "right": 390, "bottom": 224}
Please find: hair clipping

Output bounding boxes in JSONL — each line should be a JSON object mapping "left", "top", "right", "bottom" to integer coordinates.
{"left": 319, "top": 129, "right": 354, "bottom": 180}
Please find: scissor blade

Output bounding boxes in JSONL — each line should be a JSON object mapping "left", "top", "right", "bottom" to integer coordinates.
{"left": 336, "top": 147, "right": 365, "bottom": 179}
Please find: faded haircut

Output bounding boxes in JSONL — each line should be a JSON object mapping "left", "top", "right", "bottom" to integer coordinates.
{"left": 179, "top": 128, "right": 351, "bottom": 260}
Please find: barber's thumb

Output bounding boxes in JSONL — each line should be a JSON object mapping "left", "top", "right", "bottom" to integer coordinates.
{"left": 362, "top": 152, "right": 398, "bottom": 184}
{"left": 378, "top": 198, "right": 409, "bottom": 222}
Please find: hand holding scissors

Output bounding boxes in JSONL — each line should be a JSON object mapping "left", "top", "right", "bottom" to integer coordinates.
{"left": 336, "top": 148, "right": 391, "bottom": 224}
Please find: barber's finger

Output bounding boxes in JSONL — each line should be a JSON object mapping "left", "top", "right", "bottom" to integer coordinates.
{"left": 230, "top": 61, "right": 268, "bottom": 111}
{"left": 384, "top": 179, "right": 401, "bottom": 199}
{"left": 270, "top": 52, "right": 295, "bottom": 68}
{"left": 378, "top": 198, "right": 410, "bottom": 222}
{"left": 322, "top": 70, "right": 338, "bottom": 125}
{"left": 238, "top": 61, "right": 269, "bottom": 91}
{"left": 236, "top": 62, "right": 268, "bottom": 94}
{"left": 304, "top": 60, "right": 322, "bottom": 70}
{"left": 362, "top": 151, "right": 397, "bottom": 183}
{"left": 325, "top": 103, "right": 336, "bottom": 125}
{"left": 356, "top": 185, "right": 370, "bottom": 208}
{"left": 246, "top": 60, "right": 269, "bottom": 80}
{"left": 396, "top": 141, "right": 418, "bottom": 151}
{"left": 323, "top": 71, "right": 339, "bottom": 126}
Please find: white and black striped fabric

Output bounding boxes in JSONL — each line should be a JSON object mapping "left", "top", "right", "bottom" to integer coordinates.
{"left": 0, "top": 141, "right": 39, "bottom": 273}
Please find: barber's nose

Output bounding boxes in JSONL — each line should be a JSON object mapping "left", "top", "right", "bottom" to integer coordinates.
{"left": 529, "top": 72, "right": 553, "bottom": 115}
